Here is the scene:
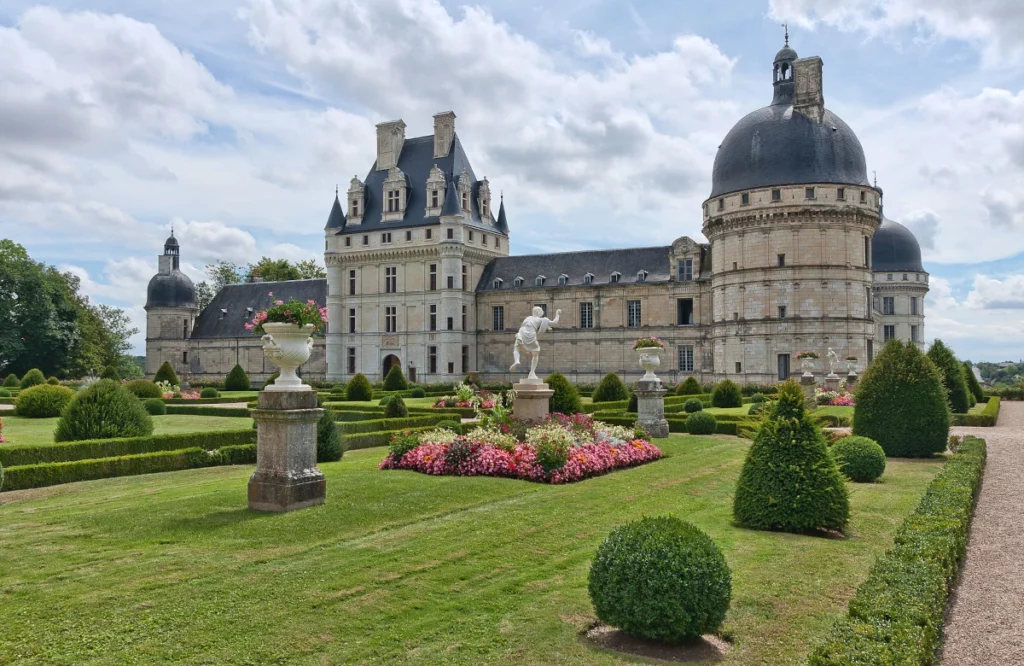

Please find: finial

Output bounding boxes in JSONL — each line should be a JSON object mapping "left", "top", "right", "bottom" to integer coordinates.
{"left": 170, "top": 223, "right": 174, "bottom": 238}
{"left": 335, "top": 184, "right": 338, "bottom": 196}
{"left": 782, "top": 23, "right": 789, "bottom": 46}
{"left": 501, "top": 190, "right": 504, "bottom": 202}
{"left": 873, "top": 171, "right": 877, "bottom": 187}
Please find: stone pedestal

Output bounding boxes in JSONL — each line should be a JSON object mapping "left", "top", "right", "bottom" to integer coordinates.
{"left": 634, "top": 379, "right": 669, "bottom": 438}
{"left": 824, "top": 374, "right": 841, "bottom": 393}
{"left": 513, "top": 379, "right": 554, "bottom": 421}
{"left": 846, "top": 372, "right": 858, "bottom": 386}
{"left": 248, "top": 390, "right": 325, "bottom": 513}
{"left": 801, "top": 373, "right": 817, "bottom": 411}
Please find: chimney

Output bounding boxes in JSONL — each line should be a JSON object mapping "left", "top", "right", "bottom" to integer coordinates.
{"left": 793, "top": 56, "right": 824, "bottom": 123}
{"left": 375, "top": 119, "right": 406, "bottom": 171}
{"left": 433, "top": 111, "right": 456, "bottom": 159}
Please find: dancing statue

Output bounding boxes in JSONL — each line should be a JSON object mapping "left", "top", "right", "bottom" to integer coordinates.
{"left": 510, "top": 307, "right": 561, "bottom": 381}
{"left": 827, "top": 347, "right": 841, "bottom": 376}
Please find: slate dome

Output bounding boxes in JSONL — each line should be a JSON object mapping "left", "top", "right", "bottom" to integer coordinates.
{"left": 872, "top": 218, "right": 924, "bottom": 273}
{"left": 146, "top": 271, "right": 196, "bottom": 309}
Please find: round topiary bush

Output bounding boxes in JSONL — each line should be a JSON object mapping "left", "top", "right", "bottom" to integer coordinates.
{"left": 200, "top": 387, "right": 219, "bottom": 398}
{"left": 592, "top": 373, "right": 629, "bottom": 403}
{"left": 711, "top": 379, "right": 743, "bottom": 408}
{"left": 261, "top": 372, "right": 280, "bottom": 390}
{"left": 683, "top": 398, "right": 703, "bottom": 414}
{"left": 410, "top": 387, "right": 426, "bottom": 398}
{"left": 2, "top": 374, "right": 19, "bottom": 388}
{"left": 750, "top": 393, "right": 767, "bottom": 404}
{"left": 733, "top": 381, "right": 849, "bottom": 533}
{"left": 54, "top": 379, "right": 154, "bottom": 442}
{"left": 20, "top": 369, "right": 45, "bottom": 389}
{"left": 330, "top": 383, "right": 347, "bottom": 395}
{"left": 154, "top": 361, "right": 179, "bottom": 387}
{"left": 224, "top": 364, "right": 251, "bottom": 392}
{"left": 853, "top": 339, "right": 949, "bottom": 458}
{"left": 588, "top": 516, "right": 732, "bottom": 643}
{"left": 686, "top": 411, "right": 717, "bottom": 435}
{"left": 143, "top": 398, "right": 167, "bottom": 416}
{"left": 926, "top": 339, "right": 970, "bottom": 414}
{"left": 546, "top": 372, "right": 582, "bottom": 415}
{"left": 626, "top": 392, "right": 638, "bottom": 414}
{"left": 384, "top": 394, "right": 409, "bottom": 418}
{"left": 47, "top": 376, "right": 60, "bottom": 386}
{"left": 125, "top": 380, "right": 162, "bottom": 399}
{"left": 383, "top": 365, "right": 408, "bottom": 391}
{"left": 831, "top": 436, "right": 886, "bottom": 483}
{"left": 436, "top": 420, "right": 460, "bottom": 432}
{"left": 15, "top": 384, "right": 75, "bottom": 418}
{"left": 346, "top": 374, "right": 374, "bottom": 401}
{"left": 317, "top": 405, "right": 344, "bottom": 462}
{"left": 675, "top": 377, "right": 702, "bottom": 396}
{"left": 100, "top": 365, "right": 121, "bottom": 381}
{"left": 0, "top": 388, "right": 10, "bottom": 398}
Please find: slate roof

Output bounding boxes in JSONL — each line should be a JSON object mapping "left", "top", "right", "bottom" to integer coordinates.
{"left": 191, "top": 279, "right": 327, "bottom": 339}
{"left": 872, "top": 217, "right": 925, "bottom": 273}
{"left": 324, "top": 193, "right": 346, "bottom": 230}
{"left": 146, "top": 271, "right": 196, "bottom": 309}
{"left": 337, "top": 133, "right": 503, "bottom": 235}
{"left": 476, "top": 246, "right": 674, "bottom": 292}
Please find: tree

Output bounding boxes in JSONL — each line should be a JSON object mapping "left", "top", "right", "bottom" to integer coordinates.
{"left": 383, "top": 365, "right": 408, "bottom": 391}
{"left": 592, "top": 373, "right": 629, "bottom": 403}
{"left": 963, "top": 361, "right": 985, "bottom": 403}
{"left": 926, "top": 340, "right": 970, "bottom": 414}
{"left": 295, "top": 259, "right": 327, "bottom": 279}
{"left": 154, "top": 361, "right": 180, "bottom": 386}
{"left": 205, "top": 261, "right": 245, "bottom": 290}
{"left": 246, "top": 257, "right": 301, "bottom": 282}
{"left": 195, "top": 281, "right": 215, "bottom": 311}
{"left": 546, "top": 372, "right": 582, "bottom": 415}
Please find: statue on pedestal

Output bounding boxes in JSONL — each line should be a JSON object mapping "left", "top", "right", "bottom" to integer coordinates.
{"left": 827, "top": 348, "right": 841, "bottom": 377}
{"left": 510, "top": 307, "right": 561, "bottom": 380}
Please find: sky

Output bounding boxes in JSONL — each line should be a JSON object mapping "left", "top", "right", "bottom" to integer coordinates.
{"left": 1, "top": 0, "right": 1024, "bottom": 362}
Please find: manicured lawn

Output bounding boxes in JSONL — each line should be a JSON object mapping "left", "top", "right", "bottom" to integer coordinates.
{"left": 218, "top": 391, "right": 258, "bottom": 400}
{"left": 705, "top": 405, "right": 752, "bottom": 416}
{"left": 0, "top": 435, "right": 943, "bottom": 664}
{"left": 325, "top": 396, "right": 440, "bottom": 409}
{"left": 815, "top": 405, "right": 855, "bottom": 419}
{"left": 0, "top": 414, "right": 253, "bottom": 447}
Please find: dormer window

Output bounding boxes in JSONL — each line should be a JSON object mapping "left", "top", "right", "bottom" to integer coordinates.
{"left": 347, "top": 176, "right": 365, "bottom": 225}
{"left": 458, "top": 171, "right": 473, "bottom": 214}
{"left": 425, "top": 165, "right": 446, "bottom": 216}
{"left": 381, "top": 166, "right": 407, "bottom": 221}
{"left": 637, "top": 270, "right": 648, "bottom": 282}
{"left": 536, "top": 276, "right": 546, "bottom": 287}
{"left": 387, "top": 190, "right": 400, "bottom": 212}
{"left": 514, "top": 277, "right": 524, "bottom": 288}
{"left": 477, "top": 177, "right": 491, "bottom": 220}
{"left": 583, "top": 272, "right": 594, "bottom": 285}
{"left": 772, "top": 188, "right": 781, "bottom": 201}
{"left": 461, "top": 191, "right": 469, "bottom": 212}
{"left": 493, "top": 278, "right": 503, "bottom": 289}
{"left": 431, "top": 191, "right": 439, "bottom": 207}
{"left": 860, "top": 191, "right": 867, "bottom": 203}
{"left": 610, "top": 272, "right": 621, "bottom": 284}
{"left": 558, "top": 274, "right": 568, "bottom": 286}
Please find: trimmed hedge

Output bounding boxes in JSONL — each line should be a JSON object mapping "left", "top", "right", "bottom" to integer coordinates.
{"left": 383, "top": 365, "right": 408, "bottom": 391}
{"left": 0, "top": 429, "right": 257, "bottom": 467}
{"left": 807, "top": 437, "right": 986, "bottom": 665}
{"left": 100, "top": 365, "right": 121, "bottom": 381}
{"left": 20, "top": 369, "right": 46, "bottom": 389}
{"left": 15, "top": 384, "right": 74, "bottom": 418}
{"left": 686, "top": 412, "right": 717, "bottom": 435}
{"left": 200, "top": 387, "right": 220, "bottom": 399}
{"left": 163, "top": 396, "right": 252, "bottom": 405}
{"left": 2, "top": 374, "right": 19, "bottom": 388}
{"left": 592, "top": 373, "right": 630, "bottom": 403}
{"left": 338, "top": 415, "right": 451, "bottom": 435}
{"left": 219, "top": 444, "right": 257, "bottom": 465}
{"left": 317, "top": 405, "right": 344, "bottom": 463}
{"left": 927, "top": 340, "right": 970, "bottom": 414}
{"left": 950, "top": 397, "right": 1000, "bottom": 427}
{"left": 125, "top": 380, "right": 163, "bottom": 399}
{"left": 341, "top": 425, "right": 456, "bottom": 451}
{"left": 164, "top": 405, "right": 250, "bottom": 417}
{"left": 675, "top": 376, "right": 703, "bottom": 395}
{"left": 384, "top": 394, "right": 409, "bottom": 418}
{"left": 224, "top": 364, "right": 251, "bottom": 392}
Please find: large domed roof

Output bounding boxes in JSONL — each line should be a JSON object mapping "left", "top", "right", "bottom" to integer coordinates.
{"left": 146, "top": 271, "right": 196, "bottom": 309}
{"left": 872, "top": 217, "right": 924, "bottom": 273}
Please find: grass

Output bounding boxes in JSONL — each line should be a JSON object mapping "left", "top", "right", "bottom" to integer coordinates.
{"left": 0, "top": 435, "right": 942, "bottom": 665}
{"left": 814, "top": 406, "right": 855, "bottom": 419}
{"left": 704, "top": 405, "right": 752, "bottom": 416}
{"left": 0, "top": 415, "right": 253, "bottom": 447}
{"left": 326, "top": 396, "right": 441, "bottom": 409}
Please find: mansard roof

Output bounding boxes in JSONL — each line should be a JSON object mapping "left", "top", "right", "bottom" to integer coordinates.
{"left": 191, "top": 279, "right": 326, "bottom": 339}
{"left": 340, "top": 133, "right": 502, "bottom": 234}
{"left": 476, "top": 246, "right": 673, "bottom": 292}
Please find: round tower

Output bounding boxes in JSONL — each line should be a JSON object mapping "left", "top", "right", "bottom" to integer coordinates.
{"left": 145, "top": 233, "right": 198, "bottom": 379}
{"left": 872, "top": 217, "right": 928, "bottom": 348}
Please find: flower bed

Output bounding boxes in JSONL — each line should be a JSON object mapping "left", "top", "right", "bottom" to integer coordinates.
{"left": 379, "top": 414, "right": 662, "bottom": 484}
{"left": 432, "top": 382, "right": 499, "bottom": 409}
{"left": 815, "top": 387, "right": 855, "bottom": 406}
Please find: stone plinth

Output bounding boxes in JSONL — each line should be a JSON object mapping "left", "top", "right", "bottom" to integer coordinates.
{"left": 824, "top": 374, "right": 841, "bottom": 393}
{"left": 513, "top": 381, "right": 554, "bottom": 421}
{"left": 800, "top": 373, "right": 817, "bottom": 411}
{"left": 248, "top": 390, "right": 325, "bottom": 512}
{"left": 846, "top": 372, "right": 858, "bottom": 386}
{"left": 634, "top": 379, "right": 669, "bottom": 438}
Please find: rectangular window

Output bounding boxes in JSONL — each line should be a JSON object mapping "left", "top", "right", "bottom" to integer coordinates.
{"left": 735, "top": 361, "right": 742, "bottom": 374}
{"left": 426, "top": 229, "right": 433, "bottom": 240}
{"left": 778, "top": 354, "right": 791, "bottom": 381}
{"left": 349, "top": 269, "right": 357, "bottom": 295}
{"left": 347, "top": 347, "right": 356, "bottom": 374}
{"left": 405, "top": 230, "right": 412, "bottom": 241}
{"left": 462, "top": 265, "right": 468, "bottom": 291}
{"left": 461, "top": 305, "right": 467, "bottom": 330}
{"left": 446, "top": 316, "right": 453, "bottom": 331}
{"left": 911, "top": 297, "right": 918, "bottom": 315}
{"left": 867, "top": 339, "right": 874, "bottom": 363}
{"left": 678, "top": 345, "right": 694, "bottom": 373}
{"left": 778, "top": 305, "right": 787, "bottom": 319}
{"left": 580, "top": 302, "right": 594, "bottom": 329}
{"left": 183, "top": 319, "right": 189, "bottom": 339}
{"left": 837, "top": 187, "right": 845, "bottom": 200}
{"left": 777, "top": 253, "right": 786, "bottom": 267}
{"left": 861, "top": 191, "right": 867, "bottom": 203}
{"left": 385, "top": 266, "right": 397, "bottom": 293}
{"left": 772, "top": 188, "right": 781, "bottom": 201}
{"left": 351, "top": 201, "right": 359, "bottom": 217}
{"left": 678, "top": 258, "right": 693, "bottom": 281}
{"left": 911, "top": 325, "right": 919, "bottom": 342}
{"left": 447, "top": 228, "right": 454, "bottom": 240}
{"left": 887, "top": 273, "right": 893, "bottom": 281}
{"left": 717, "top": 198, "right": 724, "bottom": 211}
{"left": 902, "top": 273, "right": 908, "bottom": 281}
{"left": 884, "top": 325, "right": 896, "bottom": 341}
{"left": 429, "top": 265, "right": 437, "bottom": 291}
{"left": 883, "top": 297, "right": 895, "bottom": 315}
{"left": 428, "top": 346, "right": 437, "bottom": 374}
{"left": 446, "top": 275, "right": 454, "bottom": 289}
{"left": 447, "top": 361, "right": 455, "bottom": 374}
{"left": 864, "top": 237, "right": 870, "bottom": 267}
{"left": 534, "top": 304, "right": 547, "bottom": 317}
{"left": 741, "top": 192, "right": 750, "bottom": 205}
{"left": 385, "top": 306, "right": 397, "bottom": 333}
{"left": 677, "top": 298, "right": 694, "bottom": 326}
{"left": 348, "top": 308, "right": 356, "bottom": 333}
{"left": 627, "top": 300, "right": 642, "bottom": 328}
{"left": 482, "top": 234, "right": 487, "bottom": 246}
{"left": 805, "top": 187, "right": 815, "bottom": 199}
{"left": 429, "top": 304, "right": 437, "bottom": 331}
{"left": 492, "top": 306, "right": 504, "bottom": 331}
{"left": 381, "top": 232, "right": 392, "bottom": 244}
{"left": 387, "top": 189, "right": 400, "bottom": 212}
{"left": 182, "top": 351, "right": 188, "bottom": 364}
{"left": 462, "top": 345, "right": 469, "bottom": 374}
{"left": 345, "top": 236, "right": 352, "bottom": 247}
{"left": 362, "top": 235, "right": 368, "bottom": 246}
{"left": 468, "top": 231, "right": 474, "bottom": 242}
{"left": 495, "top": 238, "right": 500, "bottom": 250}
{"left": 431, "top": 190, "right": 439, "bottom": 208}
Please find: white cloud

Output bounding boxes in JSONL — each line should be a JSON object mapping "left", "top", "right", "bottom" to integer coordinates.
{"left": 171, "top": 219, "right": 258, "bottom": 265}
{"left": 901, "top": 209, "right": 940, "bottom": 250}
{"left": 964, "top": 274, "right": 1024, "bottom": 309}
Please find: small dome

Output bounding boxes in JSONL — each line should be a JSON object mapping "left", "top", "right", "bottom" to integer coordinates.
{"left": 146, "top": 271, "right": 196, "bottom": 309}
{"left": 164, "top": 234, "right": 179, "bottom": 248}
{"left": 872, "top": 218, "right": 924, "bottom": 273}
{"left": 774, "top": 45, "right": 798, "bottom": 62}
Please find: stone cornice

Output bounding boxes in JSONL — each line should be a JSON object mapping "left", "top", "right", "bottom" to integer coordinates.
{"left": 703, "top": 207, "right": 880, "bottom": 239}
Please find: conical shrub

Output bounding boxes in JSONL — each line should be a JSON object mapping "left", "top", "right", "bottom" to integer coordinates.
{"left": 927, "top": 340, "right": 970, "bottom": 414}
{"left": 963, "top": 361, "right": 984, "bottom": 403}
{"left": 384, "top": 394, "right": 409, "bottom": 418}
{"left": 383, "top": 365, "right": 408, "bottom": 391}
{"left": 712, "top": 379, "right": 742, "bottom": 408}
{"left": 224, "top": 364, "right": 251, "bottom": 391}
{"left": 154, "top": 361, "right": 179, "bottom": 386}
{"left": 675, "top": 377, "right": 702, "bottom": 395}
{"left": 20, "top": 369, "right": 45, "bottom": 389}
{"left": 2, "top": 374, "right": 19, "bottom": 388}
{"left": 345, "top": 374, "right": 373, "bottom": 401}
{"left": 733, "top": 380, "right": 849, "bottom": 533}
{"left": 546, "top": 372, "right": 582, "bottom": 415}
{"left": 592, "top": 373, "right": 629, "bottom": 403}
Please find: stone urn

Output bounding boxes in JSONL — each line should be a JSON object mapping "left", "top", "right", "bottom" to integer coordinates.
{"left": 799, "top": 356, "right": 816, "bottom": 377}
{"left": 846, "top": 359, "right": 858, "bottom": 374}
{"left": 261, "top": 322, "right": 315, "bottom": 391}
{"left": 635, "top": 346, "right": 664, "bottom": 381}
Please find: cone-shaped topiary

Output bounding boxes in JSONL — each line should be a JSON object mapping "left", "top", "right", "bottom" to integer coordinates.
{"left": 20, "top": 369, "right": 45, "bottom": 389}
{"left": 3, "top": 374, "right": 19, "bottom": 388}
{"left": 853, "top": 339, "right": 949, "bottom": 457}
{"left": 383, "top": 365, "right": 408, "bottom": 391}
{"left": 592, "top": 373, "right": 629, "bottom": 403}
{"left": 733, "top": 380, "right": 850, "bottom": 533}
{"left": 100, "top": 365, "right": 121, "bottom": 381}
{"left": 831, "top": 436, "right": 886, "bottom": 483}
{"left": 926, "top": 339, "right": 970, "bottom": 414}
{"left": 588, "top": 516, "right": 732, "bottom": 643}
{"left": 345, "top": 373, "right": 374, "bottom": 401}
{"left": 675, "top": 377, "right": 702, "bottom": 396}
{"left": 686, "top": 411, "right": 717, "bottom": 435}
{"left": 261, "top": 372, "right": 279, "bottom": 390}
{"left": 143, "top": 398, "right": 167, "bottom": 415}
{"left": 15, "top": 384, "right": 75, "bottom": 418}
{"left": 384, "top": 394, "right": 409, "bottom": 418}
{"left": 154, "top": 361, "right": 179, "bottom": 386}
{"left": 963, "top": 361, "right": 984, "bottom": 403}
{"left": 626, "top": 392, "right": 638, "bottom": 413}
{"left": 54, "top": 379, "right": 154, "bottom": 442}
{"left": 125, "top": 380, "right": 162, "bottom": 399}
{"left": 316, "top": 401, "right": 344, "bottom": 462}
{"left": 46, "top": 376, "right": 60, "bottom": 385}
{"left": 711, "top": 379, "right": 742, "bottom": 408}
{"left": 200, "top": 387, "right": 219, "bottom": 398}
{"left": 224, "top": 364, "right": 250, "bottom": 391}
{"left": 546, "top": 372, "right": 582, "bottom": 415}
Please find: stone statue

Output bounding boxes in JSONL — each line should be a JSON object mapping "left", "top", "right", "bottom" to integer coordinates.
{"left": 510, "top": 306, "right": 561, "bottom": 381}
{"left": 827, "top": 347, "right": 841, "bottom": 376}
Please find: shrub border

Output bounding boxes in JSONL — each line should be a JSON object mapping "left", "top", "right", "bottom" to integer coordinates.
{"left": 950, "top": 396, "right": 1000, "bottom": 427}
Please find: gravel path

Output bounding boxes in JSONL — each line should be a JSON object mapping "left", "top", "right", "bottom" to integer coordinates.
{"left": 942, "top": 401, "right": 1024, "bottom": 665}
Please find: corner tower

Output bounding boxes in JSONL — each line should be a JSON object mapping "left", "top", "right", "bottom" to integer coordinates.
{"left": 145, "top": 233, "right": 198, "bottom": 379}
{"left": 703, "top": 39, "right": 882, "bottom": 383}
{"left": 872, "top": 216, "right": 929, "bottom": 348}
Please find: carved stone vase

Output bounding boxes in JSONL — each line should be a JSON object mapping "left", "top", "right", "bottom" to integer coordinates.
{"left": 261, "top": 322, "right": 315, "bottom": 391}
{"left": 636, "top": 346, "right": 663, "bottom": 381}
{"left": 799, "top": 357, "right": 816, "bottom": 377}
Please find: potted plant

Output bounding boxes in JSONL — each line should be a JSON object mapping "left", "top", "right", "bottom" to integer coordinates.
{"left": 796, "top": 351, "right": 819, "bottom": 376}
{"left": 845, "top": 356, "right": 858, "bottom": 374}
{"left": 632, "top": 337, "right": 665, "bottom": 381}
{"left": 246, "top": 292, "right": 327, "bottom": 391}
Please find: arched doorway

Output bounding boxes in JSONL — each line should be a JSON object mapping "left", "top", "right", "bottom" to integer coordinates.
{"left": 382, "top": 354, "right": 401, "bottom": 379}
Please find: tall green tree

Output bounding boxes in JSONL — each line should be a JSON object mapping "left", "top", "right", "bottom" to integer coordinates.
{"left": 926, "top": 339, "right": 970, "bottom": 414}
{"left": 295, "top": 259, "right": 327, "bottom": 279}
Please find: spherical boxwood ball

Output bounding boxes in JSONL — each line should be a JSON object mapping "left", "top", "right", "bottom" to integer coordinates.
{"left": 15, "top": 384, "right": 75, "bottom": 418}
{"left": 683, "top": 398, "right": 703, "bottom": 413}
{"left": 831, "top": 436, "right": 886, "bottom": 483}
{"left": 200, "top": 387, "right": 219, "bottom": 398}
{"left": 0, "top": 388, "right": 11, "bottom": 398}
{"left": 588, "top": 516, "right": 731, "bottom": 643}
{"left": 143, "top": 398, "right": 167, "bottom": 416}
{"left": 687, "top": 411, "right": 717, "bottom": 435}
{"left": 410, "top": 387, "right": 426, "bottom": 398}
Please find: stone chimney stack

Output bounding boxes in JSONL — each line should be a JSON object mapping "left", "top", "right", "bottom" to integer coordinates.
{"left": 793, "top": 56, "right": 824, "bottom": 123}
{"left": 433, "top": 111, "right": 456, "bottom": 159}
{"left": 375, "top": 119, "right": 406, "bottom": 171}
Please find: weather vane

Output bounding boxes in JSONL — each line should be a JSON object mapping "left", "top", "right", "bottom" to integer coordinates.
{"left": 782, "top": 23, "right": 789, "bottom": 46}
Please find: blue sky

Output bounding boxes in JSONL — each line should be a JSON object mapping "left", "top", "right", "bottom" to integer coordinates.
{"left": 2, "top": 0, "right": 1024, "bottom": 361}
